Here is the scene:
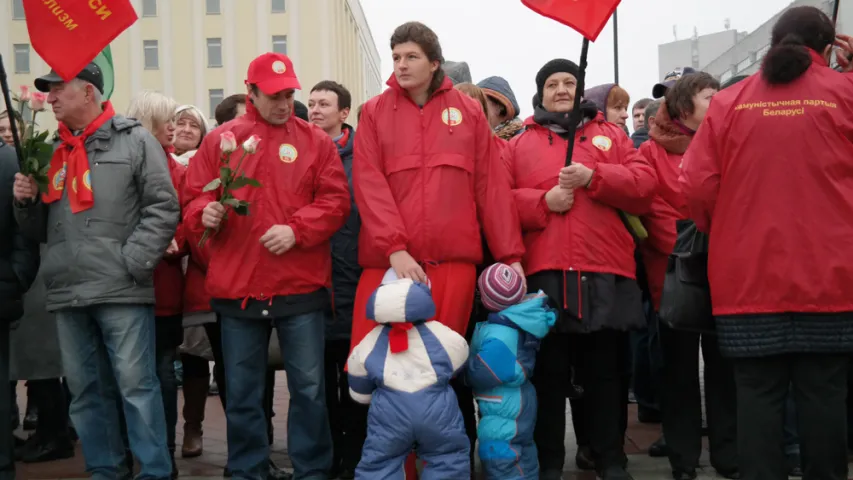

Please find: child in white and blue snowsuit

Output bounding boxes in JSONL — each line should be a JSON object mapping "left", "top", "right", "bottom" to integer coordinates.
{"left": 347, "top": 276, "right": 470, "bottom": 480}
{"left": 467, "top": 263, "right": 557, "bottom": 480}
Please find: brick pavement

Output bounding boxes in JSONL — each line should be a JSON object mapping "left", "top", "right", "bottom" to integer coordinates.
{"left": 17, "top": 372, "right": 851, "bottom": 480}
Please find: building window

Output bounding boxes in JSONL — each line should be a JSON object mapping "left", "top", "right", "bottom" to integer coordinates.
{"left": 272, "top": 35, "right": 287, "bottom": 54}
{"left": 737, "top": 57, "right": 752, "bottom": 73}
{"left": 271, "top": 0, "right": 286, "bottom": 13}
{"left": 209, "top": 89, "right": 224, "bottom": 120}
{"left": 207, "top": 38, "right": 223, "bottom": 68}
{"left": 13, "top": 44, "right": 29, "bottom": 74}
{"left": 12, "top": 0, "right": 25, "bottom": 20}
{"left": 142, "top": 0, "right": 157, "bottom": 17}
{"left": 720, "top": 70, "right": 733, "bottom": 83}
{"left": 143, "top": 40, "right": 159, "bottom": 69}
{"left": 206, "top": 0, "right": 220, "bottom": 15}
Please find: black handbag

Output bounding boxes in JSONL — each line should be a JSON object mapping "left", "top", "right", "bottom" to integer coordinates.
{"left": 658, "top": 221, "right": 715, "bottom": 333}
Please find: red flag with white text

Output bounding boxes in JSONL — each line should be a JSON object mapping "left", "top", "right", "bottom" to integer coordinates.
{"left": 23, "top": 0, "right": 137, "bottom": 81}
{"left": 522, "top": 0, "right": 621, "bottom": 41}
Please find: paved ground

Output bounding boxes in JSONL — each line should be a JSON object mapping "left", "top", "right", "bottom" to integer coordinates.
{"left": 9, "top": 372, "right": 699, "bottom": 479}
{"left": 12, "top": 371, "right": 845, "bottom": 480}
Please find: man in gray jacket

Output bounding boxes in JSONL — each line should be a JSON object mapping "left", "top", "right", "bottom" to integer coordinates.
{"left": 12, "top": 64, "right": 179, "bottom": 480}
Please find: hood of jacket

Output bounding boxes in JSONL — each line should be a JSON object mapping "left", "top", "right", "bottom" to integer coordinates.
{"left": 493, "top": 292, "right": 556, "bottom": 339}
{"left": 649, "top": 100, "right": 693, "bottom": 154}
{"left": 477, "top": 76, "right": 520, "bottom": 119}
{"left": 584, "top": 83, "right": 617, "bottom": 113}
{"left": 443, "top": 60, "right": 472, "bottom": 85}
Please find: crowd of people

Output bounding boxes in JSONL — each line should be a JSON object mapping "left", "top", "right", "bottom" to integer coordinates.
{"left": 1, "top": 4, "right": 853, "bottom": 480}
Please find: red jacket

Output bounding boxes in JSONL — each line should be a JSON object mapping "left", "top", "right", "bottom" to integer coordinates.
{"left": 183, "top": 103, "right": 351, "bottom": 301}
{"left": 680, "top": 51, "right": 853, "bottom": 315}
{"left": 353, "top": 75, "right": 524, "bottom": 268}
{"left": 154, "top": 153, "right": 187, "bottom": 317}
{"left": 176, "top": 152, "right": 213, "bottom": 315}
{"left": 507, "top": 113, "right": 657, "bottom": 279}
{"left": 637, "top": 104, "right": 691, "bottom": 310}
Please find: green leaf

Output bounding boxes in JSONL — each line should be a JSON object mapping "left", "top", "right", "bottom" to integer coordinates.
{"left": 24, "top": 157, "right": 38, "bottom": 174}
{"left": 219, "top": 166, "right": 233, "bottom": 186}
{"left": 202, "top": 178, "right": 222, "bottom": 192}
{"left": 229, "top": 176, "right": 262, "bottom": 190}
{"left": 223, "top": 198, "right": 250, "bottom": 216}
{"left": 36, "top": 130, "right": 50, "bottom": 142}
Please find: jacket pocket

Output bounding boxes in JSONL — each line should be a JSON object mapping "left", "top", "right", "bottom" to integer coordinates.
{"left": 91, "top": 155, "right": 138, "bottom": 214}
{"left": 80, "top": 217, "right": 138, "bottom": 285}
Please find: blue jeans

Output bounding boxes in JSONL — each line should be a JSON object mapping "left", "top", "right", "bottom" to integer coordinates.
{"left": 221, "top": 311, "right": 333, "bottom": 480}
{"left": 57, "top": 304, "right": 172, "bottom": 480}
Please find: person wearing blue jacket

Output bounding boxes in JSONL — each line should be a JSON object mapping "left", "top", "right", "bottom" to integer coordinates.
{"left": 348, "top": 272, "right": 471, "bottom": 480}
{"left": 467, "top": 263, "right": 557, "bottom": 479}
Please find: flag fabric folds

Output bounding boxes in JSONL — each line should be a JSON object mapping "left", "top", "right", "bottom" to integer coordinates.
{"left": 521, "top": 0, "right": 621, "bottom": 41}
{"left": 23, "top": 0, "right": 137, "bottom": 82}
{"left": 93, "top": 47, "right": 116, "bottom": 100}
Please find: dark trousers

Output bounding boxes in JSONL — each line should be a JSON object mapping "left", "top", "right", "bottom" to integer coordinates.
{"left": 631, "top": 302, "right": 662, "bottom": 415}
{"left": 324, "top": 339, "right": 367, "bottom": 472}
{"left": 659, "top": 324, "right": 737, "bottom": 473}
{"left": 0, "top": 322, "right": 13, "bottom": 480}
{"left": 28, "top": 378, "right": 70, "bottom": 439}
{"left": 734, "top": 354, "right": 849, "bottom": 480}
{"left": 534, "top": 330, "right": 627, "bottom": 471}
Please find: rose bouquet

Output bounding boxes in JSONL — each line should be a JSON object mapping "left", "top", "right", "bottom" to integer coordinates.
{"left": 11, "top": 86, "right": 53, "bottom": 192}
{"left": 198, "top": 132, "right": 263, "bottom": 247}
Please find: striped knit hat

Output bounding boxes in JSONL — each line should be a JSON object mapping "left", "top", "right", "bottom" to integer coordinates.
{"left": 478, "top": 263, "right": 525, "bottom": 312}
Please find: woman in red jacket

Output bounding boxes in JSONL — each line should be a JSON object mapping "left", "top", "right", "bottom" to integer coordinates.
{"left": 506, "top": 58, "right": 656, "bottom": 480}
{"left": 638, "top": 73, "right": 739, "bottom": 480}
{"left": 126, "top": 91, "right": 186, "bottom": 476}
{"left": 680, "top": 7, "right": 853, "bottom": 479}
{"left": 352, "top": 22, "right": 525, "bottom": 477}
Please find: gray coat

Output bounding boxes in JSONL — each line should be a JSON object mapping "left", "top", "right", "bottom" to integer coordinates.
{"left": 11, "top": 245, "right": 62, "bottom": 380}
{"left": 14, "top": 115, "right": 179, "bottom": 311}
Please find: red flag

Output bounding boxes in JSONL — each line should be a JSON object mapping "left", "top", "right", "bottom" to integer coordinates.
{"left": 522, "top": 0, "right": 621, "bottom": 41}
{"left": 23, "top": 0, "right": 137, "bottom": 81}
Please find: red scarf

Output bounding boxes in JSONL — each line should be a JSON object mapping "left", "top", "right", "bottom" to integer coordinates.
{"left": 42, "top": 102, "right": 116, "bottom": 213}
{"left": 389, "top": 322, "right": 414, "bottom": 354}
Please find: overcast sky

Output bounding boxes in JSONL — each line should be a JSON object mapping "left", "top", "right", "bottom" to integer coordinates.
{"left": 360, "top": 0, "right": 802, "bottom": 125}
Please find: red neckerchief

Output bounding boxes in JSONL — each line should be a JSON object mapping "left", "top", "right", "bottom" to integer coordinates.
{"left": 389, "top": 322, "right": 414, "bottom": 353}
{"left": 335, "top": 128, "right": 351, "bottom": 149}
{"left": 42, "top": 101, "right": 116, "bottom": 213}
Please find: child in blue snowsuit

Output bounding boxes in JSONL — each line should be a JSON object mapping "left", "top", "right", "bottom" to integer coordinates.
{"left": 347, "top": 276, "right": 471, "bottom": 480}
{"left": 467, "top": 263, "right": 557, "bottom": 479}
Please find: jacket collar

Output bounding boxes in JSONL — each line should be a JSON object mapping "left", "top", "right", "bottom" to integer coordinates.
{"left": 649, "top": 100, "right": 693, "bottom": 154}
{"left": 386, "top": 73, "right": 453, "bottom": 102}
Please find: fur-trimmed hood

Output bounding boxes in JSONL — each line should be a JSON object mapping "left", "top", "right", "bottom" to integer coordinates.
{"left": 649, "top": 100, "right": 693, "bottom": 154}
{"left": 494, "top": 118, "right": 524, "bottom": 141}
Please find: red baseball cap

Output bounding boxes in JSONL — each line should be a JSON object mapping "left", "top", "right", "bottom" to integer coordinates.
{"left": 246, "top": 52, "right": 301, "bottom": 94}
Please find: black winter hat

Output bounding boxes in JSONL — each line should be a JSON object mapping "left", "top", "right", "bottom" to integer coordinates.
{"left": 536, "top": 59, "right": 580, "bottom": 99}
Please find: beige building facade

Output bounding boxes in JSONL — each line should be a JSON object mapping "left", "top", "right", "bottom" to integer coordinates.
{"left": 0, "top": 0, "right": 382, "bottom": 129}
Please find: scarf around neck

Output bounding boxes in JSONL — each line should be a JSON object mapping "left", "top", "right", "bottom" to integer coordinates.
{"left": 533, "top": 100, "right": 598, "bottom": 136}
{"left": 42, "top": 102, "right": 116, "bottom": 213}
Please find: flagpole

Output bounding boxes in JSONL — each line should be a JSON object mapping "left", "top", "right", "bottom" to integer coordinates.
{"left": 564, "top": 38, "right": 590, "bottom": 167}
{"left": 833, "top": 0, "right": 841, "bottom": 24}
{"left": 613, "top": 8, "right": 620, "bottom": 84}
{"left": 0, "top": 55, "right": 24, "bottom": 166}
